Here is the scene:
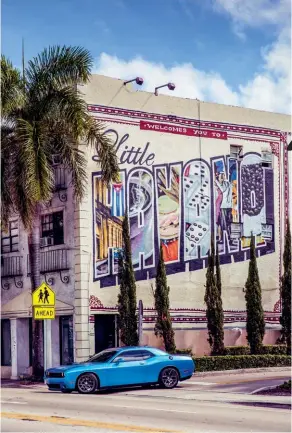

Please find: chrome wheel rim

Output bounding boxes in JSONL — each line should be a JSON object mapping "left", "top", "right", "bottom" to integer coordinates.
{"left": 78, "top": 375, "right": 96, "bottom": 393}
{"left": 161, "top": 368, "right": 178, "bottom": 388}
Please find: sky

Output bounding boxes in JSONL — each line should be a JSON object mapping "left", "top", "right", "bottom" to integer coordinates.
{"left": 2, "top": 0, "right": 291, "bottom": 114}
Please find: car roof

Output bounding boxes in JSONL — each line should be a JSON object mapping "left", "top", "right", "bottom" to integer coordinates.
{"left": 102, "top": 346, "right": 164, "bottom": 353}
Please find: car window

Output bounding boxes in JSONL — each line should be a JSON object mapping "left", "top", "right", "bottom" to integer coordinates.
{"left": 85, "top": 350, "right": 118, "bottom": 363}
{"left": 114, "top": 350, "right": 154, "bottom": 362}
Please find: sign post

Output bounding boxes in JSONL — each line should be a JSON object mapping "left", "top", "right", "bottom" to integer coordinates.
{"left": 32, "top": 283, "right": 55, "bottom": 372}
{"left": 138, "top": 300, "right": 143, "bottom": 346}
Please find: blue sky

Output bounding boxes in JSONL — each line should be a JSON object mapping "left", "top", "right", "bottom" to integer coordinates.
{"left": 2, "top": 0, "right": 291, "bottom": 113}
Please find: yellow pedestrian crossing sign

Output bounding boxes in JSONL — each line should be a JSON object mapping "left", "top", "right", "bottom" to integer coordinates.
{"left": 32, "top": 283, "right": 55, "bottom": 307}
{"left": 34, "top": 307, "right": 55, "bottom": 320}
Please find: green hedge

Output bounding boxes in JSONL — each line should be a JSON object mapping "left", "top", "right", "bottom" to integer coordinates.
{"left": 193, "top": 355, "right": 291, "bottom": 372}
{"left": 223, "top": 345, "right": 287, "bottom": 356}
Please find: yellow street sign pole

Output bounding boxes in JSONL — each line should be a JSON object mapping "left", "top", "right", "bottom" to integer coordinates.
{"left": 32, "top": 283, "right": 56, "bottom": 373}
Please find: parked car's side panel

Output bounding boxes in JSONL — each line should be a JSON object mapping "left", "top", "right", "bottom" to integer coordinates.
{"left": 44, "top": 346, "right": 195, "bottom": 392}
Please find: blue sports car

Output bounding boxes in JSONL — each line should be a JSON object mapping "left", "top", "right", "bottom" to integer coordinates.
{"left": 45, "top": 346, "right": 195, "bottom": 394}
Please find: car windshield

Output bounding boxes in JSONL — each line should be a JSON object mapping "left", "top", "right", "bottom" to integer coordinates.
{"left": 85, "top": 350, "right": 118, "bottom": 363}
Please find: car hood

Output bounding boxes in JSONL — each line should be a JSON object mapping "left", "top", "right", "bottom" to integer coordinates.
{"left": 46, "top": 362, "right": 107, "bottom": 373}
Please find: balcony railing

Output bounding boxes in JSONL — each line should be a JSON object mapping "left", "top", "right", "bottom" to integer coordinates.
{"left": 27, "top": 248, "right": 70, "bottom": 285}
{"left": 27, "top": 248, "right": 70, "bottom": 274}
{"left": 1, "top": 256, "right": 22, "bottom": 277}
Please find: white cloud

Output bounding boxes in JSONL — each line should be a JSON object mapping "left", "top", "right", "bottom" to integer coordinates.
{"left": 93, "top": 0, "right": 291, "bottom": 114}
{"left": 213, "top": 0, "right": 291, "bottom": 37}
{"left": 94, "top": 37, "right": 291, "bottom": 114}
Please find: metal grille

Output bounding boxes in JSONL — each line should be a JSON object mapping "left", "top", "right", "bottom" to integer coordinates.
{"left": 54, "top": 167, "right": 67, "bottom": 190}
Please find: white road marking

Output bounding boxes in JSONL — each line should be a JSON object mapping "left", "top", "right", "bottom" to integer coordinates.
{"left": 111, "top": 404, "right": 196, "bottom": 414}
{"left": 1, "top": 400, "right": 28, "bottom": 405}
{"left": 187, "top": 382, "right": 217, "bottom": 386}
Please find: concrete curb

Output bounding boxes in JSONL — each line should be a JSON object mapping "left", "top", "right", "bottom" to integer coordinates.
{"left": 194, "top": 366, "right": 291, "bottom": 377}
{"left": 251, "top": 384, "right": 282, "bottom": 394}
{"left": 232, "top": 401, "right": 291, "bottom": 410}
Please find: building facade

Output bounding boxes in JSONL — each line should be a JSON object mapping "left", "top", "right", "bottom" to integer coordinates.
{"left": 1, "top": 75, "right": 291, "bottom": 378}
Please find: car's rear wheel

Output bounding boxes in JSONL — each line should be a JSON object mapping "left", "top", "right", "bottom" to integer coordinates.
{"left": 159, "top": 367, "right": 179, "bottom": 389}
{"left": 76, "top": 373, "right": 98, "bottom": 394}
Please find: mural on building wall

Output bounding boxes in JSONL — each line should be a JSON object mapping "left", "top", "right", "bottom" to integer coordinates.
{"left": 92, "top": 128, "right": 275, "bottom": 287}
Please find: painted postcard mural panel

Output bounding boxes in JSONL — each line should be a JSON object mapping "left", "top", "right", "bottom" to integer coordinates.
{"left": 92, "top": 126, "right": 275, "bottom": 287}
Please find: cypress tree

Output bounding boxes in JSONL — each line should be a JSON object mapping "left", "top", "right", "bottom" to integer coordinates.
{"left": 204, "top": 238, "right": 225, "bottom": 355}
{"left": 280, "top": 220, "right": 291, "bottom": 355}
{"left": 117, "top": 214, "right": 138, "bottom": 346}
{"left": 215, "top": 243, "right": 222, "bottom": 296}
{"left": 154, "top": 245, "right": 176, "bottom": 353}
{"left": 245, "top": 235, "right": 265, "bottom": 354}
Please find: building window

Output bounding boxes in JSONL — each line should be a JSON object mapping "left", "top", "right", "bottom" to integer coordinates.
{"left": 41, "top": 211, "right": 64, "bottom": 247}
{"left": 230, "top": 145, "right": 243, "bottom": 160}
{"left": 1, "top": 319, "right": 11, "bottom": 366}
{"left": 1, "top": 220, "right": 19, "bottom": 254}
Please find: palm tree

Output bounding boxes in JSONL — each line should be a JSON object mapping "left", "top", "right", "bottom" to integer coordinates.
{"left": 1, "top": 47, "right": 119, "bottom": 377}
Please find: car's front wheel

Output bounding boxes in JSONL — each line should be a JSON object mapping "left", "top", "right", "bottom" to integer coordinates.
{"left": 76, "top": 373, "right": 98, "bottom": 394}
{"left": 159, "top": 367, "right": 179, "bottom": 389}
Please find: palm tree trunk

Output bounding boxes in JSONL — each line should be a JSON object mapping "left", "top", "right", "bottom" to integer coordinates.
{"left": 29, "top": 206, "right": 43, "bottom": 379}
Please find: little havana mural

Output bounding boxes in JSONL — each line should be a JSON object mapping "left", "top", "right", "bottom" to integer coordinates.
{"left": 92, "top": 129, "right": 275, "bottom": 287}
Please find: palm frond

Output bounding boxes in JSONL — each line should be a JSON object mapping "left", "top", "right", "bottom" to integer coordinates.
{"left": 26, "top": 46, "right": 93, "bottom": 98}
{"left": 38, "top": 86, "right": 119, "bottom": 186}
{"left": 1, "top": 45, "right": 118, "bottom": 228}
{"left": 82, "top": 115, "right": 119, "bottom": 185}
{"left": 1, "top": 56, "right": 24, "bottom": 117}
{"left": 15, "top": 119, "right": 54, "bottom": 203}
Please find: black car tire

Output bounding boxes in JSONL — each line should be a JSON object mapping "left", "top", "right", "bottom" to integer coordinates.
{"left": 76, "top": 373, "right": 98, "bottom": 394}
{"left": 159, "top": 367, "right": 179, "bottom": 389}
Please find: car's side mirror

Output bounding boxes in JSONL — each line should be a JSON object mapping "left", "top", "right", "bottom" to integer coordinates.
{"left": 113, "top": 357, "right": 124, "bottom": 364}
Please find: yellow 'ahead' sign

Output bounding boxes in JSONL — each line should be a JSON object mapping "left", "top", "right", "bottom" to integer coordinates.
{"left": 34, "top": 307, "right": 55, "bottom": 320}
{"left": 32, "top": 283, "right": 55, "bottom": 307}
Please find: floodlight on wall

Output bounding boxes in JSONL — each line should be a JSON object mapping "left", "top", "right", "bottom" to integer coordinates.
{"left": 154, "top": 82, "right": 176, "bottom": 96}
{"left": 124, "top": 77, "right": 144, "bottom": 86}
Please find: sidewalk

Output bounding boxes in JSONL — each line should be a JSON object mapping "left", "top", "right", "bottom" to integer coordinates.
{"left": 1, "top": 379, "right": 45, "bottom": 388}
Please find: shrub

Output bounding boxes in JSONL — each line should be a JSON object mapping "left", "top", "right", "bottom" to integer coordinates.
{"left": 204, "top": 238, "right": 224, "bottom": 355}
{"left": 117, "top": 214, "right": 138, "bottom": 346}
{"left": 279, "top": 380, "right": 291, "bottom": 390}
{"left": 193, "top": 355, "right": 291, "bottom": 372}
{"left": 245, "top": 235, "right": 265, "bottom": 354}
{"left": 154, "top": 245, "right": 176, "bottom": 353}
{"left": 223, "top": 345, "right": 287, "bottom": 356}
{"left": 280, "top": 220, "right": 291, "bottom": 355}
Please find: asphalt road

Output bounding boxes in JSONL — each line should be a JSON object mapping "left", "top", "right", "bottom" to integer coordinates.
{"left": 175, "top": 370, "right": 291, "bottom": 394}
{"left": 1, "top": 370, "right": 291, "bottom": 433}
